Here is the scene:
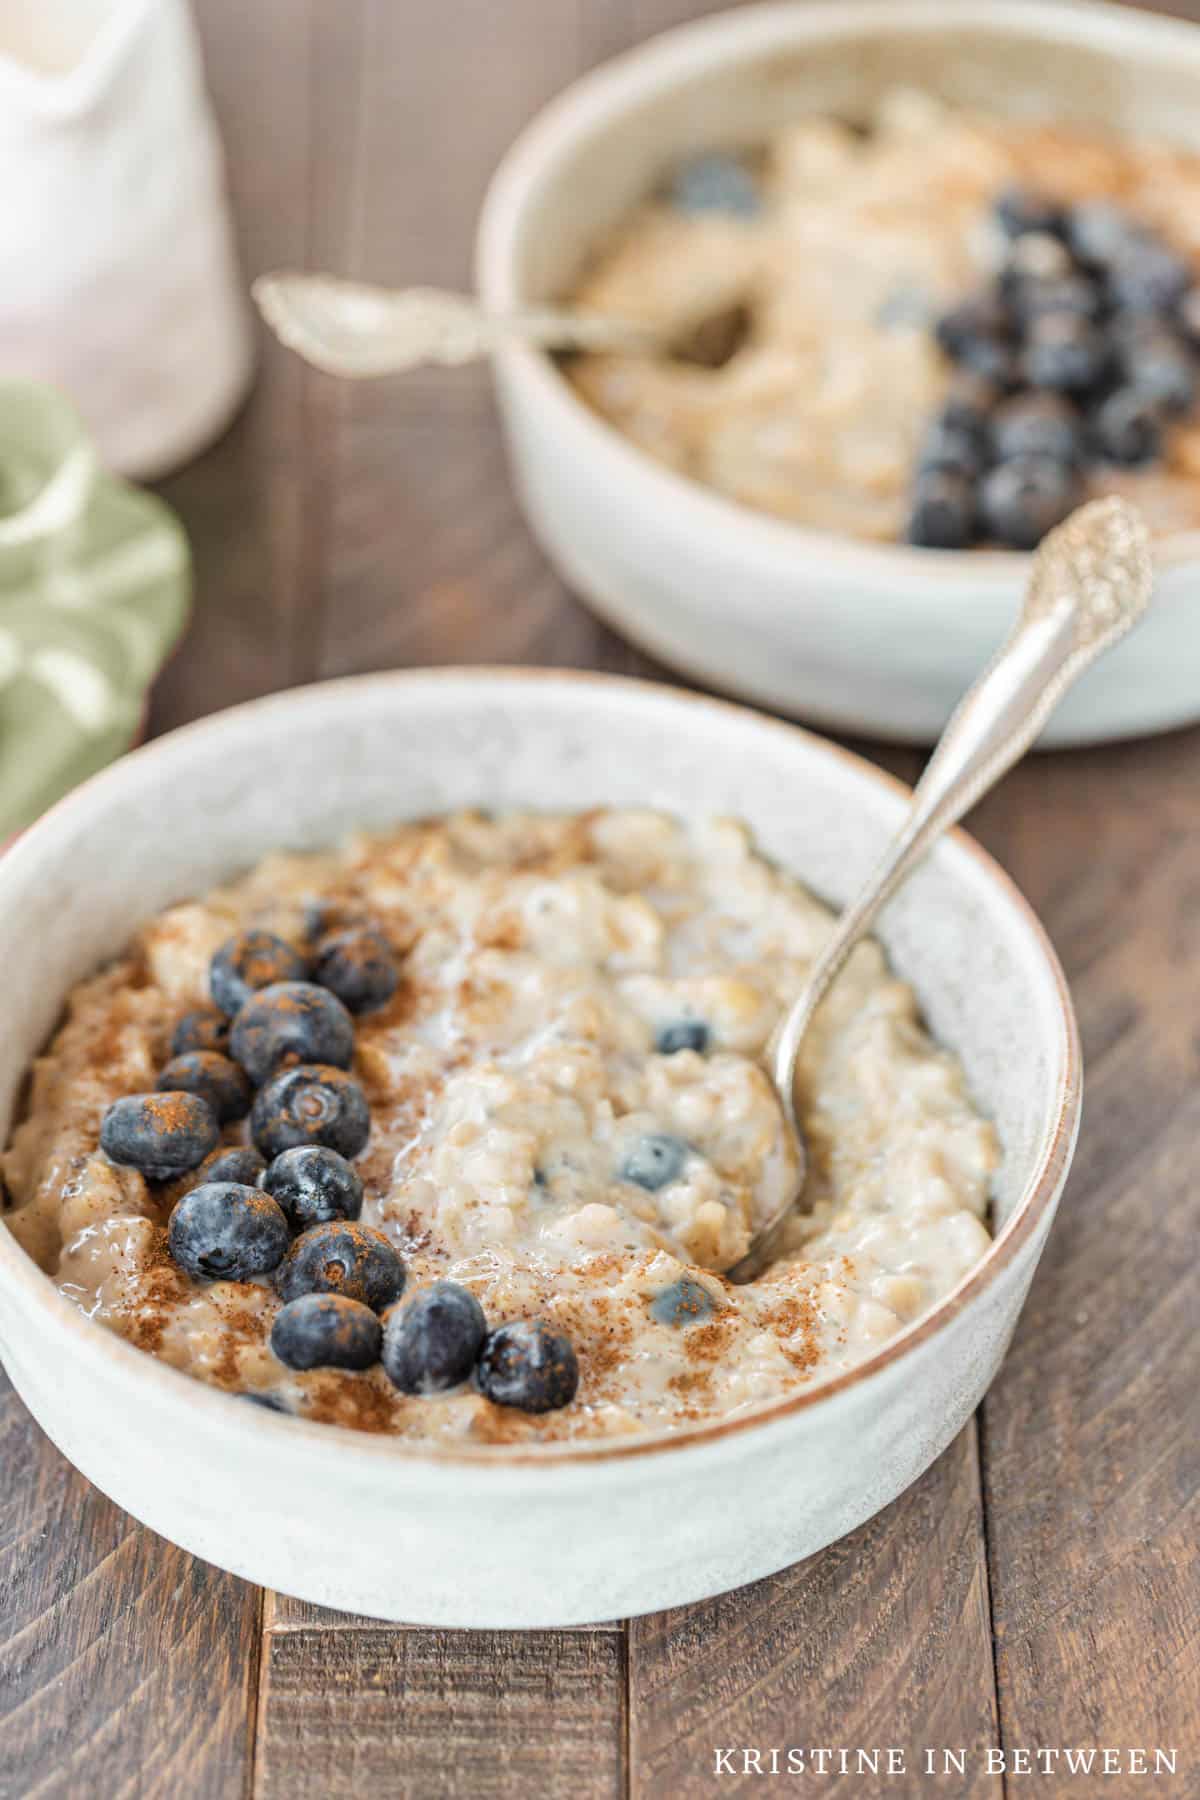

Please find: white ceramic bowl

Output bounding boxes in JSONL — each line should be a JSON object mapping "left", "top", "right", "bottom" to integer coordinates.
{"left": 0, "top": 671, "right": 1079, "bottom": 1626}
{"left": 477, "top": 0, "right": 1200, "bottom": 747}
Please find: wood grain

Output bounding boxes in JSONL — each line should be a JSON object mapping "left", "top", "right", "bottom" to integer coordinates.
{"left": 0, "top": 1375, "right": 260, "bottom": 1800}
{"left": 971, "top": 730, "right": 1200, "bottom": 1790}
{"left": 253, "top": 1624, "right": 624, "bottom": 1799}
{"left": 629, "top": 1427, "right": 1001, "bottom": 1799}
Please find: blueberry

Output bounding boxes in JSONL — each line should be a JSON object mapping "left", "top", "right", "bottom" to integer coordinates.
{"left": 275, "top": 1221, "right": 405, "bottom": 1310}
{"left": 1021, "top": 312, "right": 1109, "bottom": 393}
{"left": 157, "top": 1050, "right": 252, "bottom": 1125}
{"left": 101, "top": 1091, "right": 219, "bottom": 1180}
{"left": 198, "top": 1145, "right": 267, "bottom": 1187}
{"left": 649, "top": 1276, "right": 718, "bottom": 1328}
{"left": 990, "top": 394, "right": 1083, "bottom": 466}
{"left": 1108, "top": 242, "right": 1193, "bottom": 316}
{"left": 476, "top": 1320, "right": 579, "bottom": 1413}
{"left": 313, "top": 925, "right": 399, "bottom": 1014}
{"left": 937, "top": 372, "right": 999, "bottom": 438}
{"left": 270, "top": 1293, "right": 382, "bottom": 1371}
{"left": 669, "top": 152, "right": 759, "bottom": 218}
{"left": 619, "top": 1132, "right": 688, "bottom": 1192}
{"left": 993, "top": 185, "right": 1064, "bottom": 240}
{"left": 1091, "top": 387, "right": 1164, "bottom": 465}
{"left": 935, "top": 294, "right": 1016, "bottom": 384}
{"left": 251, "top": 1064, "right": 370, "bottom": 1161}
{"left": 906, "top": 469, "right": 976, "bottom": 550}
{"left": 381, "top": 1281, "right": 487, "bottom": 1394}
{"left": 210, "top": 930, "right": 308, "bottom": 1017}
{"left": 231, "top": 982, "right": 355, "bottom": 1084}
{"left": 1015, "top": 274, "right": 1103, "bottom": 323}
{"left": 979, "top": 455, "right": 1081, "bottom": 550}
{"left": 1066, "top": 200, "right": 1142, "bottom": 269}
{"left": 171, "top": 1007, "right": 231, "bottom": 1057}
{"left": 168, "top": 1181, "right": 290, "bottom": 1281}
{"left": 1119, "top": 328, "right": 1196, "bottom": 414}
{"left": 656, "top": 1019, "right": 709, "bottom": 1055}
{"left": 262, "top": 1145, "right": 363, "bottom": 1232}
{"left": 915, "top": 420, "right": 984, "bottom": 478}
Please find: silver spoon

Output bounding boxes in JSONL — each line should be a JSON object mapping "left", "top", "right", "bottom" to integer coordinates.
{"left": 252, "top": 274, "right": 671, "bottom": 377}
{"left": 727, "top": 496, "right": 1153, "bottom": 1283}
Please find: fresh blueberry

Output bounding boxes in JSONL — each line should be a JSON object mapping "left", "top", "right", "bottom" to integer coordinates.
{"left": 100, "top": 1091, "right": 219, "bottom": 1180}
{"left": 1066, "top": 200, "right": 1142, "bottom": 269}
{"left": 157, "top": 1050, "right": 252, "bottom": 1125}
{"left": 1119, "top": 327, "right": 1196, "bottom": 414}
{"left": 270, "top": 1293, "right": 382, "bottom": 1371}
{"left": 935, "top": 293, "right": 1016, "bottom": 384}
{"left": 906, "top": 469, "right": 976, "bottom": 550}
{"left": 669, "top": 152, "right": 759, "bottom": 218}
{"left": 230, "top": 982, "right": 356, "bottom": 1084}
{"left": 171, "top": 1007, "right": 231, "bottom": 1057}
{"left": 262, "top": 1145, "right": 363, "bottom": 1232}
{"left": 990, "top": 394, "right": 1083, "bottom": 467}
{"left": 619, "top": 1132, "right": 688, "bottom": 1192}
{"left": 210, "top": 930, "right": 308, "bottom": 1017}
{"left": 198, "top": 1145, "right": 267, "bottom": 1187}
{"left": 979, "top": 455, "right": 1081, "bottom": 550}
{"left": 1108, "top": 242, "right": 1194, "bottom": 316}
{"left": 476, "top": 1320, "right": 579, "bottom": 1413}
{"left": 381, "top": 1281, "right": 487, "bottom": 1394}
{"left": 168, "top": 1181, "right": 290, "bottom": 1281}
{"left": 915, "top": 419, "right": 985, "bottom": 478}
{"left": 937, "top": 372, "right": 999, "bottom": 439}
{"left": 1014, "top": 274, "right": 1103, "bottom": 323}
{"left": 656, "top": 1019, "right": 709, "bottom": 1055}
{"left": 313, "top": 925, "right": 399, "bottom": 1014}
{"left": 1091, "top": 387, "right": 1164, "bottom": 465}
{"left": 1021, "top": 312, "right": 1109, "bottom": 392}
{"left": 649, "top": 1276, "right": 718, "bottom": 1328}
{"left": 275, "top": 1221, "right": 405, "bottom": 1310}
{"left": 993, "top": 185, "right": 1064, "bottom": 240}
{"left": 251, "top": 1064, "right": 370, "bottom": 1161}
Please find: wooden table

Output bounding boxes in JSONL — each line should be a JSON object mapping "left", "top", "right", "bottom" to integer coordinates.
{"left": 2, "top": 3, "right": 1198, "bottom": 1794}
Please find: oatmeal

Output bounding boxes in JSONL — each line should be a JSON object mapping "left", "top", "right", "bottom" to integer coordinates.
{"left": 2, "top": 810, "right": 997, "bottom": 1444}
{"left": 567, "top": 91, "right": 1200, "bottom": 547}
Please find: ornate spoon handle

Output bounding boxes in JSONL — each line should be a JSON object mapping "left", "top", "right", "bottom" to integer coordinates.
{"left": 728, "top": 497, "right": 1153, "bottom": 1282}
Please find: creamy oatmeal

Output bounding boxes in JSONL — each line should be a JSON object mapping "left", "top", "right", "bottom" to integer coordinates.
{"left": 567, "top": 91, "right": 1200, "bottom": 546}
{"left": 3, "top": 810, "right": 997, "bottom": 1444}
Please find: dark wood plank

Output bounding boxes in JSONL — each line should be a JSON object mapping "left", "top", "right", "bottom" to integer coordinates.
{"left": 150, "top": 0, "right": 326, "bottom": 733}
{"left": 970, "top": 728, "right": 1200, "bottom": 1786}
{"left": 0, "top": 1371, "right": 261, "bottom": 1800}
{"left": 253, "top": 1623, "right": 624, "bottom": 1800}
{"left": 629, "top": 1426, "right": 1001, "bottom": 1798}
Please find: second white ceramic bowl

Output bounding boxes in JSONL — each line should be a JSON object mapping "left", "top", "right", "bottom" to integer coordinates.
{"left": 477, "top": 0, "right": 1200, "bottom": 746}
{"left": 0, "top": 671, "right": 1079, "bottom": 1625}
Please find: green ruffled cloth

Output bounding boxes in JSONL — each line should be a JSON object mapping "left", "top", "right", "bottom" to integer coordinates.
{"left": 0, "top": 382, "right": 189, "bottom": 838}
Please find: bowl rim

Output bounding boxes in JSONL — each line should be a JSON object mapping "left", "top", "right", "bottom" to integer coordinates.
{"left": 475, "top": 0, "right": 1200, "bottom": 588}
{"left": 0, "top": 666, "right": 1081, "bottom": 1469}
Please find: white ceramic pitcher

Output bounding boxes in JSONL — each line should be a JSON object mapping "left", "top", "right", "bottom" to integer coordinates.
{"left": 0, "top": 0, "right": 253, "bottom": 478}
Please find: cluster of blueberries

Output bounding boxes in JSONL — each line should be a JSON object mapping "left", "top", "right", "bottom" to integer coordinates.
{"left": 911, "top": 186, "right": 1200, "bottom": 549}
{"left": 98, "top": 921, "right": 579, "bottom": 1415}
